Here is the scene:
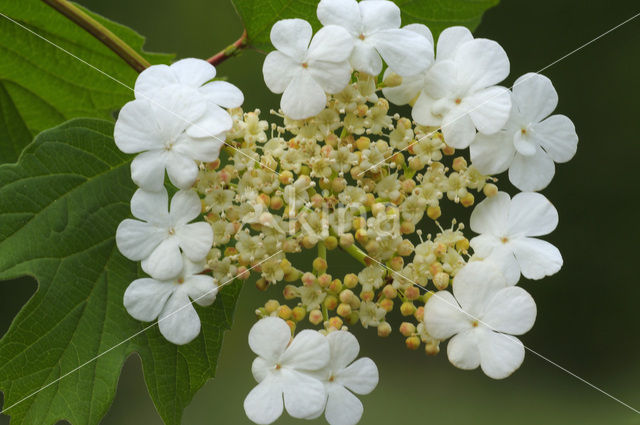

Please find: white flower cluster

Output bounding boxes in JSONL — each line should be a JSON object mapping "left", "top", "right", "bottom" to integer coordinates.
{"left": 113, "top": 58, "right": 244, "bottom": 344}
{"left": 110, "top": 1, "right": 579, "bottom": 423}
{"left": 244, "top": 318, "right": 378, "bottom": 425}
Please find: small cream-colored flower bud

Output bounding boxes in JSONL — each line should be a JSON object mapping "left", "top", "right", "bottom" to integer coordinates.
{"left": 483, "top": 183, "right": 498, "bottom": 197}
{"left": 405, "top": 286, "right": 420, "bottom": 300}
{"left": 328, "top": 278, "right": 342, "bottom": 293}
{"left": 397, "top": 239, "right": 414, "bottom": 256}
{"left": 282, "top": 239, "right": 299, "bottom": 253}
{"left": 399, "top": 322, "right": 416, "bottom": 337}
{"left": 292, "top": 306, "right": 306, "bottom": 322}
{"left": 344, "top": 273, "right": 358, "bottom": 288}
{"left": 339, "top": 289, "right": 355, "bottom": 304}
{"left": 283, "top": 285, "right": 297, "bottom": 300}
{"left": 284, "top": 269, "right": 300, "bottom": 282}
{"left": 340, "top": 233, "right": 354, "bottom": 248}
{"left": 313, "top": 257, "right": 328, "bottom": 273}
{"left": 434, "top": 272, "right": 450, "bottom": 290}
{"left": 337, "top": 303, "right": 352, "bottom": 318}
{"left": 371, "top": 202, "right": 386, "bottom": 217}
{"left": 378, "top": 321, "right": 392, "bottom": 337}
{"left": 379, "top": 298, "right": 394, "bottom": 312}
{"left": 318, "top": 273, "right": 332, "bottom": 288}
{"left": 452, "top": 156, "right": 467, "bottom": 171}
{"left": 302, "top": 272, "right": 316, "bottom": 287}
{"left": 382, "top": 284, "right": 397, "bottom": 299}
{"left": 389, "top": 256, "right": 404, "bottom": 271}
{"left": 278, "top": 305, "right": 292, "bottom": 320}
{"left": 427, "top": 205, "right": 441, "bottom": 220}
{"left": 414, "top": 306, "right": 425, "bottom": 321}
{"left": 400, "top": 301, "right": 416, "bottom": 316}
{"left": 301, "top": 235, "right": 317, "bottom": 249}
{"left": 331, "top": 177, "right": 346, "bottom": 193}
{"left": 279, "top": 170, "right": 293, "bottom": 185}
{"left": 400, "top": 220, "right": 415, "bottom": 235}
{"left": 346, "top": 311, "right": 360, "bottom": 325}
{"left": 442, "top": 145, "right": 455, "bottom": 156}
{"left": 406, "top": 336, "right": 421, "bottom": 350}
{"left": 425, "top": 341, "right": 440, "bottom": 355}
{"left": 355, "top": 228, "right": 368, "bottom": 244}
{"left": 460, "top": 192, "right": 475, "bottom": 207}
{"left": 255, "top": 277, "right": 269, "bottom": 291}
{"left": 309, "top": 309, "right": 323, "bottom": 325}
{"left": 456, "top": 238, "right": 470, "bottom": 252}
{"left": 324, "top": 295, "right": 338, "bottom": 310}
{"left": 264, "top": 299, "right": 280, "bottom": 314}
{"left": 327, "top": 316, "right": 344, "bottom": 330}
{"left": 356, "top": 136, "right": 370, "bottom": 151}
{"left": 360, "top": 290, "right": 374, "bottom": 302}
{"left": 324, "top": 236, "right": 338, "bottom": 250}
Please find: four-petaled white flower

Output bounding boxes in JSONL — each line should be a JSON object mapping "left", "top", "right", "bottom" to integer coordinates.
{"left": 471, "top": 72, "right": 579, "bottom": 191}
{"left": 425, "top": 261, "right": 537, "bottom": 379}
{"left": 312, "top": 331, "right": 379, "bottom": 425}
{"left": 115, "top": 88, "right": 226, "bottom": 191}
{"left": 412, "top": 35, "right": 511, "bottom": 149}
{"left": 135, "top": 58, "right": 244, "bottom": 136}
{"left": 470, "top": 191, "right": 562, "bottom": 284}
{"left": 317, "top": 0, "right": 433, "bottom": 77}
{"left": 123, "top": 258, "right": 217, "bottom": 345}
{"left": 382, "top": 25, "right": 472, "bottom": 106}
{"left": 116, "top": 188, "right": 213, "bottom": 280}
{"left": 263, "top": 19, "right": 354, "bottom": 120}
{"left": 244, "top": 317, "right": 330, "bottom": 425}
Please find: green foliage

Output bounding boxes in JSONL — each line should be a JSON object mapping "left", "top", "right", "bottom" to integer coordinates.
{"left": 231, "top": 0, "right": 499, "bottom": 51}
{"left": 0, "top": 0, "right": 172, "bottom": 163}
{"left": 0, "top": 119, "right": 241, "bottom": 425}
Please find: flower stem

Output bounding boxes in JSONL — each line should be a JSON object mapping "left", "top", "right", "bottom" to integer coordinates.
{"left": 43, "top": 0, "right": 151, "bottom": 73}
{"left": 207, "top": 30, "right": 248, "bottom": 66}
{"left": 318, "top": 241, "right": 327, "bottom": 260}
{"left": 330, "top": 229, "right": 367, "bottom": 266}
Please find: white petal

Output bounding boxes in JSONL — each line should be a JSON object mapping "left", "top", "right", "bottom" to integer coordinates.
{"left": 281, "top": 369, "right": 327, "bottom": 419}
{"left": 309, "top": 60, "right": 353, "bottom": 94}
{"left": 114, "top": 99, "right": 163, "bottom": 153}
{"left": 141, "top": 237, "right": 183, "bottom": 280}
{"left": 349, "top": 41, "right": 382, "bottom": 76}
{"left": 130, "top": 188, "right": 169, "bottom": 225}
{"left": 465, "top": 86, "right": 512, "bottom": 135}
{"left": 447, "top": 329, "right": 481, "bottom": 370}
{"left": 368, "top": 28, "right": 433, "bottom": 76}
{"left": 175, "top": 222, "right": 213, "bottom": 261}
{"left": 165, "top": 152, "right": 199, "bottom": 190}
{"left": 423, "top": 59, "right": 457, "bottom": 99}
{"left": 170, "top": 58, "right": 216, "bottom": 88}
{"left": 411, "top": 90, "right": 441, "bottom": 127}
{"left": 507, "top": 192, "right": 558, "bottom": 237}
{"left": 158, "top": 289, "right": 201, "bottom": 345}
{"left": 149, "top": 88, "right": 207, "bottom": 137}
{"left": 436, "top": 26, "right": 473, "bottom": 61}
{"left": 116, "top": 219, "right": 166, "bottom": 261}
{"left": 123, "top": 278, "right": 175, "bottom": 321}
{"left": 441, "top": 109, "right": 476, "bottom": 149}
{"left": 200, "top": 80, "right": 244, "bottom": 108}
{"left": 403, "top": 23, "right": 433, "bottom": 46}
{"left": 280, "top": 329, "right": 330, "bottom": 370}
{"left": 281, "top": 71, "right": 327, "bottom": 120}
{"left": 531, "top": 114, "right": 578, "bottom": 163}
{"left": 263, "top": 51, "right": 301, "bottom": 94}
{"left": 381, "top": 69, "right": 424, "bottom": 106}
{"left": 452, "top": 261, "right": 507, "bottom": 317}
{"left": 317, "top": 0, "right": 361, "bottom": 35}
{"left": 174, "top": 134, "right": 223, "bottom": 163}
{"left": 511, "top": 237, "right": 563, "bottom": 280}
{"left": 134, "top": 64, "right": 176, "bottom": 99}
{"left": 251, "top": 357, "right": 271, "bottom": 383}
{"left": 455, "top": 39, "right": 510, "bottom": 92}
{"left": 169, "top": 189, "right": 202, "bottom": 225}
{"left": 130, "top": 150, "right": 168, "bottom": 192}
{"left": 336, "top": 357, "right": 378, "bottom": 395}
{"left": 325, "top": 384, "right": 363, "bottom": 425}
{"left": 477, "top": 329, "right": 525, "bottom": 379}
{"left": 244, "top": 375, "right": 284, "bottom": 425}
{"left": 249, "top": 317, "right": 291, "bottom": 362}
{"left": 513, "top": 130, "right": 537, "bottom": 156}
{"left": 307, "top": 25, "right": 354, "bottom": 63}
{"left": 359, "top": 0, "right": 401, "bottom": 33}
{"left": 470, "top": 131, "right": 515, "bottom": 175}
{"left": 183, "top": 274, "right": 217, "bottom": 306}
{"left": 424, "top": 290, "right": 471, "bottom": 340}
{"left": 327, "top": 331, "right": 360, "bottom": 371}
{"left": 482, "top": 286, "right": 536, "bottom": 335}
{"left": 270, "top": 19, "right": 312, "bottom": 61}
{"left": 484, "top": 245, "right": 521, "bottom": 286}
{"left": 469, "top": 191, "right": 510, "bottom": 235}
{"left": 469, "top": 233, "right": 500, "bottom": 258}
{"left": 512, "top": 73, "right": 557, "bottom": 123}
{"left": 508, "top": 148, "right": 555, "bottom": 192}
{"left": 186, "top": 105, "right": 233, "bottom": 138}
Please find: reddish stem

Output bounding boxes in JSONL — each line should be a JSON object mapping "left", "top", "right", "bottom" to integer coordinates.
{"left": 207, "top": 30, "right": 248, "bottom": 66}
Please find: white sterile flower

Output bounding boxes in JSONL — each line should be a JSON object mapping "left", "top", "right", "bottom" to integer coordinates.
{"left": 470, "top": 191, "right": 562, "bottom": 284}
{"left": 123, "top": 258, "right": 217, "bottom": 345}
{"left": 263, "top": 19, "right": 354, "bottom": 120}
{"left": 317, "top": 0, "right": 433, "bottom": 77}
{"left": 312, "top": 331, "right": 379, "bottom": 425}
{"left": 412, "top": 35, "right": 511, "bottom": 149}
{"left": 424, "top": 261, "right": 537, "bottom": 379}
{"left": 114, "top": 88, "right": 224, "bottom": 191}
{"left": 134, "top": 58, "right": 244, "bottom": 135}
{"left": 116, "top": 188, "right": 213, "bottom": 280}
{"left": 383, "top": 25, "right": 470, "bottom": 106}
{"left": 470, "top": 73, "right": 578, "bottom": 191}
{"left": 244, "top": 317, "right": 330, "bottom": 425}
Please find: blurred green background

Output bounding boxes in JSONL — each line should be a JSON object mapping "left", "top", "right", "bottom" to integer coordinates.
{"left": 2, "top": 0, "right": 640, "bottom": 424}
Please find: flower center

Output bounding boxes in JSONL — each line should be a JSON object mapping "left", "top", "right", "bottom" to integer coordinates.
{"left": 471, "top": 320, "right": 479, "bottom": 327}
{"left": 275, "top": 364, "right": 282, "bottom": 370}
{"left": 177, "top": 277, "right": 184, "bottom": 284}
{"left": 328, "top": 375, "right": 335, "bottom": 382}
{"left": 301, "top": 62, "right": 309, "bottom": 69}
{"left": 454, "top": 98, "right": 462, "bottom": 105}
{"left": 501, "top": 236, "right": 509, "bottom": 243}
{"left": 168, "top": 227, "right": 175, "bottom": 235}
{"left": 521, "top": 128, "right": 527, "bottom": 135}
{"left": 358, "top": 33, "right": 366, "bottom": 40}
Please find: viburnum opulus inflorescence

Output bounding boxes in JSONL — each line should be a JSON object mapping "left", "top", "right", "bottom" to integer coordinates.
{"left": 112, "top": 0, "right": 578, "bottom": 423}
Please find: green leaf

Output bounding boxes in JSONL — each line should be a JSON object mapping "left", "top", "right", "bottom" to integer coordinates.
{"left": 0, "top": 119, "right": 241, "bottom": 425}
{"left": 0, "top": 0, "right": 172, "bottom": 163}
{"left": 231, "top": 0, "right": 499, "bottom": 51}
